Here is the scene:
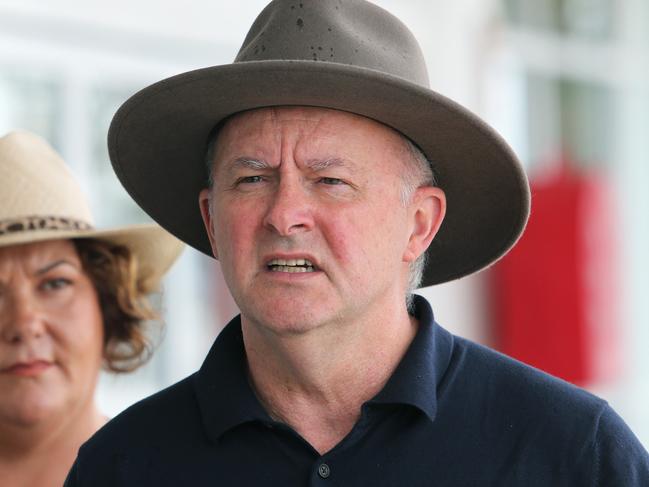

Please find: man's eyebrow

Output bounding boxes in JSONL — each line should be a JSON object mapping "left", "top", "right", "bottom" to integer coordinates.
{"left": 228, "top": 157, "right": 272, "bottom": 171}
{"left": 306, "top": 158, "right": 350, "bottom": 172}
{"left": 225, "top": 157, "right": 351, "bottom": 172}
{"left": 35, "top": 260, "right": 76, "bottom": 276}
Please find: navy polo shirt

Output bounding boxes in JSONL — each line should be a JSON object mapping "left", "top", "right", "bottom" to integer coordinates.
{"left": 65, "top": 296, "right": 649, "bottom": 486}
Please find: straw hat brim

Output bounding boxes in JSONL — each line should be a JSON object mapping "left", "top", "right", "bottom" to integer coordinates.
{"left": 0, "top": 223, "right": 184, "bottom": 292}
{"left": 109, "top": 60, "right": 530, "bottom": 287}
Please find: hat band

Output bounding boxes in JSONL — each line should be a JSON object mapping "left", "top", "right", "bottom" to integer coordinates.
{"left": 0, "top": 215, "right": 93, "bottom": 236}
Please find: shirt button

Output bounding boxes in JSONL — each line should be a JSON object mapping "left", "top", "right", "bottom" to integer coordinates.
{"left": 318, "top": 463, "right": 331, "bottom": 479}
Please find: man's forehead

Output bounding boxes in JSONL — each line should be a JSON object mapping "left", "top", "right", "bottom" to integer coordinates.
{"left": 224, "top": 106, "right": 363, "bottom": 126}
{"left": 214, "top": 106, "right": 407, "bottom": 158}
{"left": 218, "top": 106, "right": 370, "bottom": 138}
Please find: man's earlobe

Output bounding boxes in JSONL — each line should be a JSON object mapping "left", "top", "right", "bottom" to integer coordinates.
{"left": 403, "top": 187, "right": 446, "bottom": 263}
{"left": 198, "top": 188, "right": 219, "bottom": 259}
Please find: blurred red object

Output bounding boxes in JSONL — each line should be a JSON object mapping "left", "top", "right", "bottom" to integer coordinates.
{"left": 491, "top": 161, "right": 621, "bottom": 386}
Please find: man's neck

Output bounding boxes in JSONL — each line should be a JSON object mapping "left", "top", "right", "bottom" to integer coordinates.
{"left": 242, "top": 299, "right": 418, "bottom": 454}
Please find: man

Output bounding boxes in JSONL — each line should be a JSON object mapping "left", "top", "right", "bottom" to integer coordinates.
{"left": 66, "top": 0, "right": 649, "bottom": 485}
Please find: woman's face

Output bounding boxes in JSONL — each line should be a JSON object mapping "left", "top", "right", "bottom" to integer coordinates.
{"left": 0, "top": 239, "right": 104, "bottom": 428}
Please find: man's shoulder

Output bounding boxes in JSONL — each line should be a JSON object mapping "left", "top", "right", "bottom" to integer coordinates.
{"left": 65, "top": 374, "right": 206, "bottom": 486}
{"left": 435, "top": 332, "right": 649, "bottom": 483}
{"left": 446, "top": 333, "right": 607, "bottom": 424}
{"left": 85, "top": 373, "right": 202, "bottom": 452}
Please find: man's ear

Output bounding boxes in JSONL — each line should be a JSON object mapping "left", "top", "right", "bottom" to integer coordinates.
{"left": 402, "top": 186, "right": 446, "bottom": 263}
{"left": 198, "top": 188, "right": 219, "bottom": 260}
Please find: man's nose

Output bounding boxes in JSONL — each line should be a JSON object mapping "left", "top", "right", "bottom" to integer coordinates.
{"left": 0, "top": 290, "right": 45, "bottom": 344}
{"left": 262, "top": 177, "right": 314, "bottom": 236}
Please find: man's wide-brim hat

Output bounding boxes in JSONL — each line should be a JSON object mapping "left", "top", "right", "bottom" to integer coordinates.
{"left": 0, "top": 131, "right": 183, "bottom": 292}
{"left": 108, "top": 0, "right": 530, "bottom": 287}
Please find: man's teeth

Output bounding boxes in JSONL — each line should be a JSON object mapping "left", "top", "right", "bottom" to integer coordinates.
{"left": 267, "top": 258, "right": 315, "bottom": 272}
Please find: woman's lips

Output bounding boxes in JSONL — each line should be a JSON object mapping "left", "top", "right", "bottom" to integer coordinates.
{"left": 1, "top": 360, "right": 53, "bottom": 377}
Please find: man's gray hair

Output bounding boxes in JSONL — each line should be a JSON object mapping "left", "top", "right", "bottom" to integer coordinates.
{"left": 204, "top": 127, "right": 437, "bottom": 312}
{"left": 399, "top": 137, "right": 436, "bottom": 311}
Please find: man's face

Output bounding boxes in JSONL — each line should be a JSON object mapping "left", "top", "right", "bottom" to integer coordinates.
{"left": 200, "top": 107, "right": 444, "bottom": 335}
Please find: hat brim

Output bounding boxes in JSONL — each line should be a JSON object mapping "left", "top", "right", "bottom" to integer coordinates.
{"left": 109, "top": 60, "right": 529, "bottom": 287}
{"left": 0, "top": 223, "right": 183, "bottom": 291}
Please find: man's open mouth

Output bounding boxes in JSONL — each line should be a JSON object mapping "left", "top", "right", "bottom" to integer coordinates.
{"left": 267, "top": 258, "right": 316, "bottom": 273}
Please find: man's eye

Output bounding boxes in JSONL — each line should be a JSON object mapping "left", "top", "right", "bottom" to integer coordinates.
{"left": 40, "top": 278, "right": 72, "bottom": 292}
{"left": 237, "top": 175, "right": 264, "bottom": 184}
{"left": 320, "top": 177, "right": 345, "bottom": 185}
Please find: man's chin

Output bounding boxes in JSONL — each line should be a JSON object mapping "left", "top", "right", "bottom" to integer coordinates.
{"left": 240, "top": 304, "right": 340, "bottom": 338}
{"left": 246, "top": 316, "right": 323, "bottom": 337}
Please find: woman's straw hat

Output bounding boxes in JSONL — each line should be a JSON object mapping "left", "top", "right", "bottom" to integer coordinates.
{"left": 0, "top": 130, "right": 183, "bottom": 290}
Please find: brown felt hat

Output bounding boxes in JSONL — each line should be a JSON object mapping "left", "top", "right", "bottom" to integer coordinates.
{"left": 0, "top": 130, "right": 184, "bottom": 292}
{"left": 108, "top": 0, "right": 530, "bottom": 287}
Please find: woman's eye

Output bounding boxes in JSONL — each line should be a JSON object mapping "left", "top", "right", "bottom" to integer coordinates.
{"left": 40, "top": 278, "right": 72, "bottom": 292}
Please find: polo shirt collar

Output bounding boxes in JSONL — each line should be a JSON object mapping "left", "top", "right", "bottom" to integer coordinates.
{"left": 368, "top": 294, "right": 454, "bottom": 423}
{"left": 193, "top": 316, "right": 272, "bottom": 443}
{"left": 194, "top": 294, "right": 454, "bottom": 442}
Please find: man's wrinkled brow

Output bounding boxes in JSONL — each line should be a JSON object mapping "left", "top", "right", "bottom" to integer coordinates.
{"left": 227, "top": 157, "right": 271, "bottom": 172}
{"left": 306, "top": 158, "right": 349, "bottom": 172}
{"left": 225, "top": 157, "right": 352, "bottom": 172}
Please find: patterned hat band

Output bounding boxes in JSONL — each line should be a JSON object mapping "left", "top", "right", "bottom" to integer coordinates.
{"left": 0, "top": 215, "right": 93, "bottom": 236}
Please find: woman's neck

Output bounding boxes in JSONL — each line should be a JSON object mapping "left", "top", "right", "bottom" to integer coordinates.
{"left": 0, "top": 401, "right": 106, "bottom": 487}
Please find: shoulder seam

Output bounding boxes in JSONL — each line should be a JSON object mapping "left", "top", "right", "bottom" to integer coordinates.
{"left": 591, "top": 401, "right": 609, "bottom": 487}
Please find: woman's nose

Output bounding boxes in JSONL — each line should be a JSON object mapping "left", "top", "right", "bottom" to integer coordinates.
{"left": 0, "top": 290, "right": 45, "bottom": 344}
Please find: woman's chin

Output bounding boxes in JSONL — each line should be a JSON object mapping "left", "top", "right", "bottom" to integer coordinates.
{"left": 0, "top": 389, "right": 63, "bottom": 429}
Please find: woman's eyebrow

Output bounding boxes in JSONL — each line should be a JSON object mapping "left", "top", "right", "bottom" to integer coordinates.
{"left": 35, "top": 260, "right": 76, "bottom": 276}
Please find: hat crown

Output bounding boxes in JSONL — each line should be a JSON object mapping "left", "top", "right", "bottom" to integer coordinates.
{"left": 0, "top": 131, "right": 94, "bottom": 227}
{"left": 235, "top": 0, "right": 430, "bottom": 88}
{"left": 107, "top": 0, "right": 529, "bottom": 286}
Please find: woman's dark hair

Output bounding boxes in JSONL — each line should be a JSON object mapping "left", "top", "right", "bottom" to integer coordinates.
{"left": 73, "top": 238, "right": 159, "bottom": 373}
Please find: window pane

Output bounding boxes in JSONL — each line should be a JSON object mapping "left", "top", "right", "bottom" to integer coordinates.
{"left": 0, "top": 71, "right": 62, "bottom": 148}
{"left": 503, "top": 0, "right": 615, "bottom": 39}
{"left": 87, "top": 85, "right": 152, "bottom": 226}
{"left": 525, "top": 73, "right": 614, "bottom": 171}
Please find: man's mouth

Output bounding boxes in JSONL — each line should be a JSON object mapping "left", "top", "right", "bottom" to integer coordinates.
{"left": 267, "top": 258, "right": 316, "bottom": 273}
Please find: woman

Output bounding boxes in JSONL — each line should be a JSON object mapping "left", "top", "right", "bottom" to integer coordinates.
{"left": 0, "top": 131, "right": 183, "bottom": 486}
